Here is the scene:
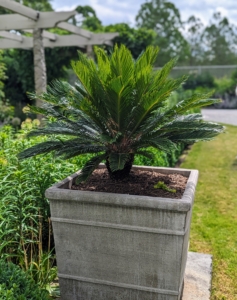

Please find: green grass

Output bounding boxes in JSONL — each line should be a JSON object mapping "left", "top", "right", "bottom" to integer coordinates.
{"left": 181, "top": 124, "right": 237, "bottom": 299}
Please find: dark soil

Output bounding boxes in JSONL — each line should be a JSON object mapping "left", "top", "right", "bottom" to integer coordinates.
{"left": 72, "top": 168, "right": 188, "bottom": 199}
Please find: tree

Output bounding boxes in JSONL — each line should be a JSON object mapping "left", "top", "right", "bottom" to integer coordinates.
{"left": 103, "top": 23, "right": 156, "bottom": 59}
{"left": 136, "top": 0, "right": 190, "bottom": 66}
{"left": 201, "top": 12, "right": 237, "bottom": 65}
{"left": 0, "top": 0, "right": 53, "bottom": 14}
{"left": 74, "top": 5, "right": 103, "bottom": 32}
{"left": 185, "top": 16, "right": 205, "bottom": 65}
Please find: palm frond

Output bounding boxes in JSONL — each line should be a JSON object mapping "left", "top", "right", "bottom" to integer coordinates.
{"left": 166, "top": 127, "right": 224, "bottom": 142}
{"left": 134, "top": 137, "right": 177, "bottom": 153}
{"left": 110, "top": 44, "right": 134, "bottom": 84}
{"left": 27, "top": 121, "right": 101, "bottom": 142}
{"left": 18, "top": 141, "right": 63, "bottom": 159}
{"left": 76, "top": 153, "right": 107, "bottom": 183}
{"left": 135, "top": 149, "right": 155, "bottom": 160}
{"left": 108, "top": 153, "right": 130, "bottom": 172}
{"left": 55, "top": 140, "right": 106, "bottom": 159}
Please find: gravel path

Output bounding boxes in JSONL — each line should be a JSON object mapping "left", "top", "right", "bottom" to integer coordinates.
{"left": 201, "top": 109, "right": 237, "bottom": 126}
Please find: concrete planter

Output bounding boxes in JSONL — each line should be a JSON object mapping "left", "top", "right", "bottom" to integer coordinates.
{"left": 46, "top": 165, "right": 198, "bottom": 300}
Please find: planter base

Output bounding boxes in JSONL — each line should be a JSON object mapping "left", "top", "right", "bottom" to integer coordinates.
{"left": 58, "top": 252, "right": 212, "bottom": 300}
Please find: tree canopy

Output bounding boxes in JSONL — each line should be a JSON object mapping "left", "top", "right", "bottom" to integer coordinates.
{"left": 136, "top": 0, "right": 190, "bottom": 66}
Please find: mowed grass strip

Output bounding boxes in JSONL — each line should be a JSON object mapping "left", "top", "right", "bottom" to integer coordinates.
{"left": 181, "top": 124, "right": 237, "bottom": 299}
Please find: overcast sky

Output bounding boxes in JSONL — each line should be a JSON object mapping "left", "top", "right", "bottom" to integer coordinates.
{"left": 51, "top": 0, "right": 237, "bottom": 27}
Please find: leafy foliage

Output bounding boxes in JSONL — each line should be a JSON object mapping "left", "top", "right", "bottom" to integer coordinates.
{"left": 0, "top": 122, "right": 184, "bottom": 295}
{"left": 154, "top": 181, "right": 176, "bottom": 193}
{"left": 103, "top": 23, "right": 156, "bottom": 59}
{"left": 74, "top": 5, "right": 103, "bottom": 31}
{"left": 136, "top": 0, "right": 190, "bottom": 66}
{"left": 0, "top": 123, "right": 90, "bottom": 291}
{"left": 0, "top": 51, "right": 15, "bottom": 124}
{"left": 18, "top": 45, "right": 224, "bottom": 182}
{"left": 0, "top": 260, "right": 49, "bottom": 300}
{"left": 185, "top": 16, "right": 205, "bottom": 65}
{"left": 183, "top": 72, "right": 216, "bottom": 90}
{"left": 2, "top": 46, "right": 79, "bottom": 120}
{"left": 201, "top": 12, "right": 237, "bottom": 65}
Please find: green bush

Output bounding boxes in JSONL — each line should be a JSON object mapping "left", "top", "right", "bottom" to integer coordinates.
{"left": 183, "top": 71, "right": 216, "bottom": 90}
{"left": 0, "top": 260, "right": 49, "bottom": 300}
{"left": 134, "top": 145, "right": 185, "bottom": 167}
{"left": 211, "top": 69, "right": 237, "bottom": 97}
{"left": 0, "top": 122, "right": 91, "bottom": 289}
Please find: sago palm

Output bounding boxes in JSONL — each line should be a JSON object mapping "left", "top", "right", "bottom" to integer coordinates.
{"left": 18, "top": 45, "right": 223, "bottom": 182}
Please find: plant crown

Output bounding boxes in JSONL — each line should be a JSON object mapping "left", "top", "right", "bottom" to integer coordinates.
{"left": 18, "top": 45, "right": 224, "bottom": 182}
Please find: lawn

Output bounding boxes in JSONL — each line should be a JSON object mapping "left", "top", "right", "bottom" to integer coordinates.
{"left": 181, "top": 124, "right": 237, "bottom": 299}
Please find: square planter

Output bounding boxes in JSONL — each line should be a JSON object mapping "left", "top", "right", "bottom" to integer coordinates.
{"left": 45, "top": 165, "right": 198, "bottom": 300}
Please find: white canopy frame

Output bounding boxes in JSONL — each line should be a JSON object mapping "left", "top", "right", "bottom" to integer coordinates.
{"left": 0, "top": 0, "right": 118, "bottom": 107}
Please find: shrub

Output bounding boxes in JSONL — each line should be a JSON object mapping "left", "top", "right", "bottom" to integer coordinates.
{"left": 0, "top": 124, "right": 91, "bottom": 291}
{"left": 18, "top": 45, "right": 223, "bottom": 182}
{"left": 214, "top": 74, "right": 237, "bottom": 96}
{"left": 183, "top": 71, "right": 216, "bottom": 90}
{"left": 0, "top": 260, "right": 49, "bottom": 299}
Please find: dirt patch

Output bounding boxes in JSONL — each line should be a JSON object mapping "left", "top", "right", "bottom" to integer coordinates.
{"left": 72, "top": 168, "right": 188, "bottom": 199}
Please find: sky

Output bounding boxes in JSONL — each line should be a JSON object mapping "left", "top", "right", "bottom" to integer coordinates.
{"left": 51, "top": 0, "right": 237, "bottom": 27}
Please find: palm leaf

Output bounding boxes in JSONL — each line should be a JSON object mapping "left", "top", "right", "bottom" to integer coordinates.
{"left": 135, "top": 149, "right": 155, "bottom": 160}
{"left": 108, "top": 153, "right": 130, "bottom": 172}
{"left": 76, "top": 153, "right": 107, "bottom": 183}
{"left": 18, "top": 141, "right": 63, "bottom": 159}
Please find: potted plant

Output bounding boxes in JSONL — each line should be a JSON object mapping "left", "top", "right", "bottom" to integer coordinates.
{"left": 19, "top": 45, "right": 223, "bottom": 300}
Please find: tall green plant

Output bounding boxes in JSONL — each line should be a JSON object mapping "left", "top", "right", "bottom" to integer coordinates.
{"left": 0, "top": 123, "right": 88, "bottom": 291}
{"left": 19, "top": 45, "right": 224, "bottom": 182}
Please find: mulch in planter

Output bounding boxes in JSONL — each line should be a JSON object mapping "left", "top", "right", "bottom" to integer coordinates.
{"left": 72, "top": 168, "right": 188, "bottom": 199}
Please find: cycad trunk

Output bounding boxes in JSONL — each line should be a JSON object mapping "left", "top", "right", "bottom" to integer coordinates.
{"left": 105, "top": 154, "right": 134, "bottom": 180}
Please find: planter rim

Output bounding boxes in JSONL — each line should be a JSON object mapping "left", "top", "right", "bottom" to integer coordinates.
{"left": 46, "top": 165, "right": 198, "bottom": 212}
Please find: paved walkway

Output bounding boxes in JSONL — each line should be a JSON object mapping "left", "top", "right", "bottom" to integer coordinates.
{"left": 201, "top": 109, "right": 237, "bottom": 126}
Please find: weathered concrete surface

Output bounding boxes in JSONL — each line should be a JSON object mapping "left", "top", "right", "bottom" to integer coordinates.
{"left": 182, "top": 252, "right": 212, "bottom": 300}
{"left": 47, "top": 166, "right": 199, "bottom": 300}
{"left": 202, "top": 108, "right": 237, "bottom": 126}
{"left": 58, "top": 251, "right": 212, "bottom": 300}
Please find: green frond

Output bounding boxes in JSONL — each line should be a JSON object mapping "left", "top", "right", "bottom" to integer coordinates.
{"left": 174, "top": 92, "right": 214, "bottom": 113}
{"left": 134, "top": 138, "right": 177, "bottom": 153}
{"left": 55, "top": 140, "right": 106, "bottom": 159}
{"left": 108, "top": 153, "right": 130, "bottom": 172}
{"left": 127, "top": 76, "right": 185, "bottom": 136}
{"left": 18, "top": 140, "right": 63, "bottom": 160}
{"left": 71, "top": 53, "right": 95, "bottom": 99}
{"left": 135, "top": 149, "right": 155, "bottom": 160}
{"left": 141, "top": 114, "right": 224, "bottom": 142}
{"left": 153, "top": 58, "right": 181, "bottom": 85}
{"left": 135, "top": 46, "right": 159, "bottom": 72}
{"left": 76, "top": 153, "right": 107, "bottom": 183}
{"left": 167, "top": 127, "right": 224, "bottom": 143}
{"left": 110, "top": 44, "right": 134, "bottom": 84}
{"left": 163, "top": 115, "right": 224, "bottom": 132}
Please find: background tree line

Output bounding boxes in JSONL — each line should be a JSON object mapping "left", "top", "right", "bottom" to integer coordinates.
{"left": 1, "top": 0, "right": 237, "bottom": 118}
